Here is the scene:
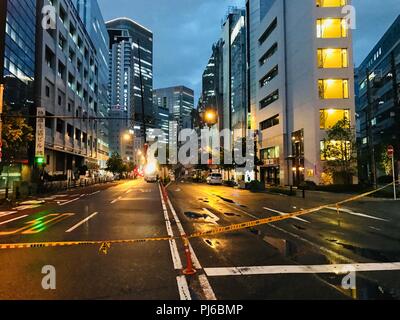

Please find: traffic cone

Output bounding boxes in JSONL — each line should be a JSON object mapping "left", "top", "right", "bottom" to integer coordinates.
{"left": 182, "top": 237, "right": 197, "bottom": 275}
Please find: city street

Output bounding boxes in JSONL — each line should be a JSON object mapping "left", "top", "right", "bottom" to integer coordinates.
{"left": 0, "top": 179, "right": 399, "bottom": 300}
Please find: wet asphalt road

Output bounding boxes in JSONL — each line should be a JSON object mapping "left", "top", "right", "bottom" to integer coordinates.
{"left": 0, "top": 179, "right": 399, "bottom": 300}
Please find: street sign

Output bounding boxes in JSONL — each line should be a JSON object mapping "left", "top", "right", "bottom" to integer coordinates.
{"left": 387, "top": 145, "right": 394, "bottom": 158}
{"left": 35, "top": 107, "right": 46, "bottom": 161}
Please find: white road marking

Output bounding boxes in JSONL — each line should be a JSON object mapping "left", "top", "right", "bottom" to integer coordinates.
{"left": 0, "top": 215, "right": 28, "bottom": 226}
{"left": 165, "top": 190, "right": 216, "bottom": 300}
{"left": 369, "top": 226, "right": 382, "bottom": 231}
{"left": 159, "top": 184, "right": 183, "bottom": 270}
{"left": 125, "top": 189, "right": 131, "bottom": 194}
{"left": 89, "top": 191, "right": 101, "bottom": 196}
{"left": 65, "top": 212, "right": 98, "bottom": 233}
{"left": 204, "top": 262, "right": 400, "bottom": 277}
{"left": 176, "top": 275, "right": 191, "bottom": 300}
{"left": 203, "top": 208, "right": 220, "bottom": 225}
{"left": 59, "top": 198, "right": 80, "bottom": 206}
{"left": 110, "top": 196, "right": 122, "bottom": 204}
{"left": 13, "top": 205, "right": 41, "bottom": 211}
{"left": 326, "top": 207, "right": 389, "bottom": 222}
{"left": 169, "top": 239, "right": 183, "bottom": 270}
{"left": 263, "top": 207, "right": 310, "bottom": 223}
{"left": 198, "top": 274, "right": 217, "bottom": 300}
{"left": 0, "top": 211, "right": 17, "bottom": 218}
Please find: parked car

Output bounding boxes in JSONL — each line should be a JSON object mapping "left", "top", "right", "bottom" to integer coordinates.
{"left": 206, "top": 173, "right": 223, "bottom": 185}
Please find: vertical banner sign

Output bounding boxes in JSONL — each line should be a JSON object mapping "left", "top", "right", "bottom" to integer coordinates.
{"left": 35, "top": 108, "right": 46, "bottom": 159}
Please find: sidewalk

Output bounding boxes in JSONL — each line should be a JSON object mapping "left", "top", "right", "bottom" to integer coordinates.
{"left": 0, "top": 178, "right": 120, "bottom": 211}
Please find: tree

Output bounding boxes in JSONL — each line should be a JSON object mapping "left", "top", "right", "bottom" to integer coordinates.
{"left": 1, "top": 112, "right": 34, "bottom": 164}
{"left": 106, "top": 152, "right": 124, "bottom": 175}
{"left": 321, "top": 119, "right": 357, "bottom": 184}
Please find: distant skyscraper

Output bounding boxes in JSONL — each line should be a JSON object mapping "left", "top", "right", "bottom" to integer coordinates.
{"left": 153, "top": 86, "right": 195, "bottom": 133}
{"left": 106, "top": 18, "right": 154, "bottom": 159}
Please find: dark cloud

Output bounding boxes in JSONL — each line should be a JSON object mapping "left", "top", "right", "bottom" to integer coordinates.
{"left": 98, "top": 0, "right": 400, "bottom": 102}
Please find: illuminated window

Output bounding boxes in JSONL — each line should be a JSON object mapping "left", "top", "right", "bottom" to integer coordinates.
{"left": 316, "top": 19, "right": 348, "bottom": 38}
{"left": 320, "top": 140, "right": 351, "bottom": 161}
{"left": 317, "top": 48, "right": 348, "bottom": 68}
{"left": 320, "top": 109, "right": 350, "bottom": 129}
{"left": 318, "top": 79, "right": 349, "bottom": 99}
{"left": 316, "top": 0, "right": 347, "bottom": 7}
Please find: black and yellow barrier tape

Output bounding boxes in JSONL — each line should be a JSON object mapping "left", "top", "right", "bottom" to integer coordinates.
{"left": 0, "top": 181, "right": 397, "bottom": 252}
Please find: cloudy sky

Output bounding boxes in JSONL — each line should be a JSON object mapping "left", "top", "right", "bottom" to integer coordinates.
{"left": 98, "top": 0, "right": 400, "bottom": 102}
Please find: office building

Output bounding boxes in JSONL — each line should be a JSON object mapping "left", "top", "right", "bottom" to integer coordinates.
{"left": 73, "top": 0, "right": 110, "bottom": 168}
{"left": 356, "top": 15, "right": 400, "bottom": 184}
{"left": 252, "top": 0, "right": 355, "bottom": 185}
{"left": 106, "top": 18, "right": 154, "bottom": 160}
{"left": 36, "top": 0, "right": 107, "bottom": 175}
{"left": 153, "top": 86, "right": 195, "bottom": 133}
{"left": 0, "top": 0, "right": 36, "bottom": 187}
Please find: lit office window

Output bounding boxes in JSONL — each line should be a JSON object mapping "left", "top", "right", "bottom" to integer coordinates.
{"left": 317, "top": 19, "right": 348, "bottom": 38}
{"left": 318, "top": 79, "right": 349, "bottom": 99}
{"left": 317, "top": 48, "right": 348, "bottom": 68}
{"left": 316, "top": 0, "right": 347, "bottom": 7}
{"left": 320, "top": 109, "right": 350, "bottom": 129}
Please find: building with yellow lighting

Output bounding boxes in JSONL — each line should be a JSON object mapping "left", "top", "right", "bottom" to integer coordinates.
{"left": 251, "top": 0, "right": 355, "bottom": 185}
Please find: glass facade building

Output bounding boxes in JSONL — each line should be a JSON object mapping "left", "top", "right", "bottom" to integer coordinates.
{"left": 106, "top": 18, "right": 154, "bottom": 158}
{"left": 356, "top": 15, "right": 400, "bottom": 183}
{"left": 0, "top": 0, "right": 36, "bottom": 182}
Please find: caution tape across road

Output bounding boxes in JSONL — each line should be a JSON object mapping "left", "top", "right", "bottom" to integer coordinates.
{"left": 0, "top": 181, "right": 396, "bottom": 251}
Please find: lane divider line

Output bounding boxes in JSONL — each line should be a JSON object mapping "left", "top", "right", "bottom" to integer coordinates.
{"left": 176, "top": 275, "right": 191, "bottom": 300}
{"left": 162, "top": 183, "right": 216, "bottom": 300}
{"left": 263, "top": 207, "right": 310, "bottom": 224}
{"left": 0, "top": 215, "right": 28, "bottom": 226}
{"left": 59, "top": 198, "right": 80, "bottom": 206}
{"left": 159, "top": 184, "right": 183, "bottom": 271}
{"left": 65, "top": 212, "right": 99, "bottom": 233}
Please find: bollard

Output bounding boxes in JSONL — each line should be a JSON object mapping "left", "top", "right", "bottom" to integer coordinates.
{"left": 302, "top": 188, "right": 305, "bottom": 199}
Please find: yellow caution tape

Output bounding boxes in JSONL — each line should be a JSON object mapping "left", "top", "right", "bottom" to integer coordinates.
{"left": 0, "top": 181, "right": 396, "bottom": 251}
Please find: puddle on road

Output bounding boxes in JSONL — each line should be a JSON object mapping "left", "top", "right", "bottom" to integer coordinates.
{"left": 293, "top": 224, "right": 307, "bottom": 231}
{"left": 204, "top": 238, "right": 221, "bottom": 248}
{"left": 319, "top": 273, "right": 397, "bottom": 300}
{"left": 184, "top": 212, "right": 208, "bottom": 220}
{"left": 215, "top": 195, "right": 235, "bottom": 204}
{"left": 336, "top": 242, "right": 400, "bottom": 262}
{"left": 262, "top": 235, "right": 398, "bottom": 299}
{"left": 224, "top": 212, "right": 241, "bottom": 217}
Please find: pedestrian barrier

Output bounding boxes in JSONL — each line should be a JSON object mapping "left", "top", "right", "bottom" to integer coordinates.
{"left": 0, "top": 181, "right": 397, "bottom": 253}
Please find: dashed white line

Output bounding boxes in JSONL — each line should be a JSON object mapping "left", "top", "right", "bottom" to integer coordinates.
{"left": 176, "top": 275, "right": 191, "bottom": 300}
{"left": 110, "top": 196, "right": 122, "bottom": 204}
{"left": 326, "top": 207, "right": 389, "bottom": 222}
{"left": 0, "top": 211, "right": 17, "bottom": 218}
{"left": 165, "top": 189, "right": 216, "bottom": 300}
{"left": 0, "top": 215, "right": 28, "bottom": 226}
{"left": 65, "top": 212, "right": 98, "bottom": 233}
{"left": 263, "top": 207, "right": 310, "bottom": 223}
{"left": 59, "top": 198, "right": 80, "bottom": 206}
